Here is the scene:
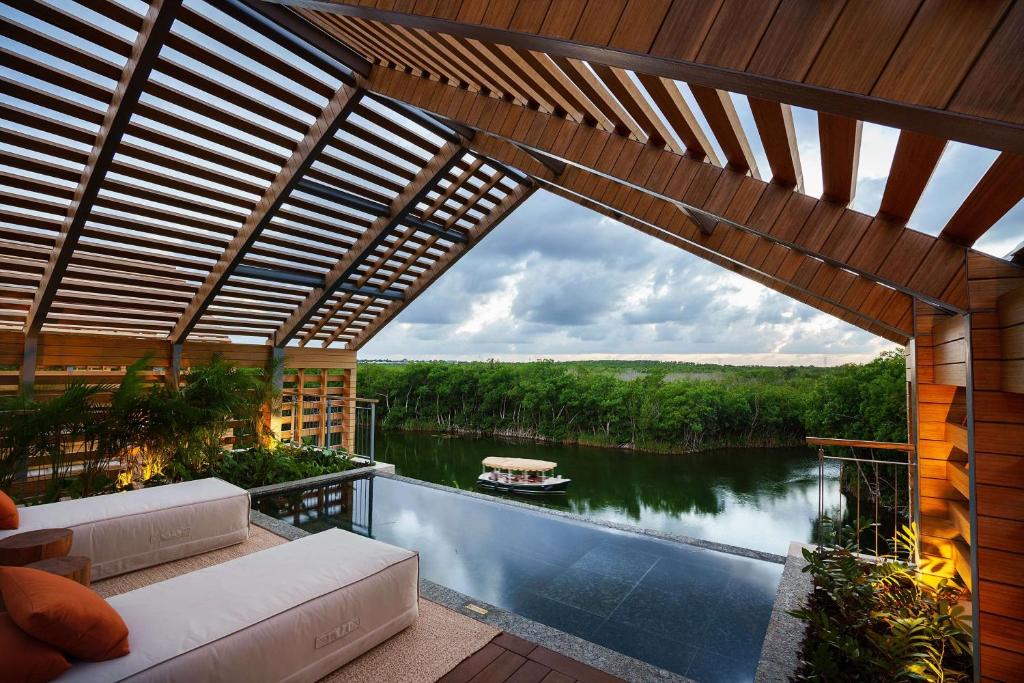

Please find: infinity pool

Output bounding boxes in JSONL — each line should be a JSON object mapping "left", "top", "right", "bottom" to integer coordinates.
{"left": 253, "top": 476, "right": 782, "bottom": 682}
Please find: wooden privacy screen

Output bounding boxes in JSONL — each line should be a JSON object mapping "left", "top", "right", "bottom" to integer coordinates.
{"left": 0, "top": 331, "right": 357, "bottom": 451}
{"left": 913, "top": 256, "right": 1024, "bottom": 680}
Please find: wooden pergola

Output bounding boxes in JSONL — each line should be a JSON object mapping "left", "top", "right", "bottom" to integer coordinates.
{"left": 2, "top": 1, "right": 1023, "bottom": 678}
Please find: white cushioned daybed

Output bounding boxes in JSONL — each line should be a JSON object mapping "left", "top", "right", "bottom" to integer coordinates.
{"left": 0, "top": 478, "right": 249, "bottom": 580}
{"left": 63, "top": 528, "right": 419, "bottom": 683}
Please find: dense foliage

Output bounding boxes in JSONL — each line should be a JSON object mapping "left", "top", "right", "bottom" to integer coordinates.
{"left": 792, "top": 527, "right": 972, "bottom": 682}
{"left": 359, "top": 351, "right": 908, "bottom": 453}
{"left": 0, "top": 356, "right": 353, "bottom": 502}
{"left": 147, "top": 443, "right": 355, "bottom": 491}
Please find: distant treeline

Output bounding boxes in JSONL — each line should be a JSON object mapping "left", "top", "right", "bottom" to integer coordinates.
{"left": 358, "top": 352, "right": 908, "bottom": 453}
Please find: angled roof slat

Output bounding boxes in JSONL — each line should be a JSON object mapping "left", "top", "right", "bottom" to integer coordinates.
{"left": 22, "top": 0, "right": 183, "bottom": 337}
{"left": 168, "top": 83, "right": 365, "bottom": 343}
{"left": 272, "top": 142, "right": 466, "bottom": 347}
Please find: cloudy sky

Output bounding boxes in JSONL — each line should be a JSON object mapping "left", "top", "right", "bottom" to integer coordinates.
{"left": 363, "top": 103, "right": 1022, "bottom": 365}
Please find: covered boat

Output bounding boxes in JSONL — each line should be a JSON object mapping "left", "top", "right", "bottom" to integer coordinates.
{"left": 477, "top": 457, "right": 571, "bottom": 494}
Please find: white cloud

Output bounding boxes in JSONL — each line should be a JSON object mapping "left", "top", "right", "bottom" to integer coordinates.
{"left": 361, "top": 192, "right": 901, "bottom": 364}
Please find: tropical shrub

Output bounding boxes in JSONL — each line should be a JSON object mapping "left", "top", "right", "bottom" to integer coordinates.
{"left": 206, "top": 443, "right": 355, "bottom": 490}
{"left": 0, "top": 355, "right": 346, "bottom": 502}
{"left": 791, "top": 527, "right": 972, "bottom": 682}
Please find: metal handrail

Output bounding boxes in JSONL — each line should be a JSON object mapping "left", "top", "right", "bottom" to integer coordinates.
{"left": 813, "top": 438, "right": 916, "bottom": 563}
{"left": 807, "top": 436, "right": 914, "bottom": 452}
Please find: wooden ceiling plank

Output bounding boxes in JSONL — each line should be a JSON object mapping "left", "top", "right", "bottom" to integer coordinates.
{"left": 392, "top": 24, "right": 478, "bottom": 89}
{"left": 273, "top": 143, "right": 466, "bottom": 347}
{"left": 22, "top": 0, "right": 183, "bottom": 336}
{"left": 456, "top": 37, "right": 537, "bottom": 107}
{"left": 289, "top": 1, "right": 1024, "bottom": 154}
{"left": 818, "top": 112, "right": 862, "bottom": 204}
{"left": 413, "top": 30, "right": 504, "bottom": 98}
{"left": 168, "top": 83, "right": 364, "bottom": 343}
{"left": 879, "top": 130, "right": 947, "bottom": 223}
{"left": 366, "top": 19, "right": 452, "bottom": 84}
{"left": 941, "top": 153, "right": 1024, "bottom": 247}
{"left": 689, "top": 85, "right": 760, "bottom": 177}
{"left": 747, "top": 97, "right": 802, "bottom": 190}
{"left": 310, "top": 13, "right": 397, "bottom": 69}
{"left": 872, "top": 0, "right": 1011, "bottom": 109}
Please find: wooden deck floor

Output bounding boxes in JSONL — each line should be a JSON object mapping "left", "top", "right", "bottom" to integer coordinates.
{"left": 439, "top": 632, "right": 626, "bottom": 683}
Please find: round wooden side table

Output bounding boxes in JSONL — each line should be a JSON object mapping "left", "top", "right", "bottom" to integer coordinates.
{"left": 24, "top": 556, "right": 92, "bottom": 587}
{"left": 0, "top": 528, "right": 74, "bottom": 567}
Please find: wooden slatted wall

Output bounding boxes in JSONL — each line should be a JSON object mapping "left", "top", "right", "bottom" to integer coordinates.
{"left": 914, "top": 303, "right": 969, "bottom": 587}
{"left": 968, "top": 257, "right": 1024, "bottom": 681}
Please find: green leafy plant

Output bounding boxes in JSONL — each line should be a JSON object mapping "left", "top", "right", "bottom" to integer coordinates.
{"left": 2, "top": 355, "right": 291, "bottom": 501}
{"left": 143, "top": 356, "right": 275, "bottom": 477}
{"left": 791, "top": 524, "right": 972, "bottom": 682}
{"left": 203, "top": 443, "right": 355, "bottom": 489}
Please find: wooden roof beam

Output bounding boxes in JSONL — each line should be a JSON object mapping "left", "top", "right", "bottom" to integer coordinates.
{"left": 168, "top": 83, "right": 365, "bottom": 344}
{"left": 552, "top": 56, "right": 644, "bottom": 140}
{"left": 346, "top": 183, "right": 536, "bottom": 350}
{"left": 280, "top": 0, "right": 1024, "bottom": 155}
{"left": 590, "top": 64, "right": 679, "bottom": 152}
{"left": 273, "top": 143, "right": 465, "bottom": 347}
{"left": 941, "top": 152, "right": 1024, "bottom": 247}
{"left": 818, "top": 113, "right": 862, "bottom": 204}
{"left": 689, "top": 86, "right": 760, "bottom": 177}
{"left": 748, "top": 98, "right": 802, "bottom": 191}
{"left": 878, "top": 131, "right": 947, "bottom": 223}
{"left": 22, "top": 0, "right": 183, "bottom": 336}
{"left": 635, "top": 74, "right": 719, "bottom": 163}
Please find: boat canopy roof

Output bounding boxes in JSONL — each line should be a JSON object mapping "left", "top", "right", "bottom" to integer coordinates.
{"left": 482, "top": 457, "right": 557, "bottom": 472}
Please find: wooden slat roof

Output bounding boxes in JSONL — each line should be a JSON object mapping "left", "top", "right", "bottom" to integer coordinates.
{"left": 3, "top": 0, "right": 1023, "bottom": 350}
{"left": 0, "top": 0, "right": 533, "bottom": 347}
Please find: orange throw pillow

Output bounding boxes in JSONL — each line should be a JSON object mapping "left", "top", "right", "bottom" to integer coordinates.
{"left": 0, "top": 567, "right": 130, "bottom": 661}
{"left": 0, "top": 612, "right": 70, "bottom": 683}
{"left": 0, "top": 489, "right": 17, "bottom": 529}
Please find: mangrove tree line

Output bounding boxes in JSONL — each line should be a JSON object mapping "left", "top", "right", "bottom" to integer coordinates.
{"left": 358, "top": 351, "right": 907, "bottom": 453}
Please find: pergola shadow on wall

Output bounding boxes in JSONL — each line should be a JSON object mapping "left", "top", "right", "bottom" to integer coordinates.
{"left": 2, "top": 0, "right": 1023, "bottom": 678}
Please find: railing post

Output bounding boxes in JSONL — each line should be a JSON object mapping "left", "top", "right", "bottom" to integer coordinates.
{"left": 817, "top": 445, "right": 825, "bottom": 551}
{"left": 369, "top": 401, "right": 376, "bottom": 463}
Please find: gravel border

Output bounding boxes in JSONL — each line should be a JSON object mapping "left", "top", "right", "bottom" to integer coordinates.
{"left": 249, "top": 508, "right": 686, "bottom": 682}
{"left": 755, "top": 542, "right": 812, "bottom": 682}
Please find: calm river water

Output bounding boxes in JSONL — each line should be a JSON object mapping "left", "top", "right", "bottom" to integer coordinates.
{"left": 376, "top": 431, "right": 840, "bottom": 555}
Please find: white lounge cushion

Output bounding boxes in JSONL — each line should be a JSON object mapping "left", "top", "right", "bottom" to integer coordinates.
{"left": 0, "top": 479, "right": 249, "bottom": 579}
{"left": 63, "top": 528, "right": 419, "bottom": 683}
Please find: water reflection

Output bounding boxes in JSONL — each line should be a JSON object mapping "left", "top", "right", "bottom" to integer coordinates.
{"left": 376, "top": 431, "right": 841, "bottom": 554}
